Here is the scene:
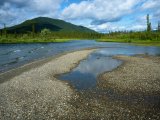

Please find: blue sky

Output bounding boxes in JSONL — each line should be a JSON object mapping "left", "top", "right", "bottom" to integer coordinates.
{"left": 0, "top": 0, "right": 160, "bottom": 33}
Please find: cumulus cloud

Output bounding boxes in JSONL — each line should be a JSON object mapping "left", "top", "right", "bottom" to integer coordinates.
{"left": 60, "top": 0, "right": 160, "bottom": 32}
{"left": 0, "top": 0, "right": 29, "bottom": 8}
{"left": 61, "top": 0, "right": 140, "bottom": 24}
{"left": 140, "top": 0, "right": 160, "bottom": 21}
{"left": 31, "top": 0, "right": 63, "bottom": 13}
{"left": 0, "top": 0, "right": 63, "bottom": 28}
{"left": 153, "top": 10, "right": 160, "bottom": 19}
{"left": 141, "top": 0, "right": 160, "bottom": 10}
{"left": 0, "top": 0, "right": 63, "bottom": 11}
{"left": 0, "top": 0, "right": 160, "bottom": 32}
{"left": 88, "top": 23, "right": 126, "bottom": 32}
{"left": 88, "top": 20, "right": 146, "bottom": 32}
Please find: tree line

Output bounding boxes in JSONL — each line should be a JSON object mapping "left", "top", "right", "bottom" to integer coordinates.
{"left": 102, "top": 14, "right": 160, "bottom": 41}
{"left": 0, "top": 14, "right": 160, "bottom": 43}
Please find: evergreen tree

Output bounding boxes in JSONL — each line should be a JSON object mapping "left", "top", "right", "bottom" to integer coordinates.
{"left": 14, "top": 31, "right": 17, "bottom": 38}
{"left": 0, "top": 30, "right": 2, "bottom": 37}
{"left": 147, "top": 14, "right": 151, "bottom": 32}
{"left": 158, "top": 21, "right": 160, "bottom": 31}
{"left": 32, "top": 23, "right": 35, "bottom": 37}
{"left": 3, "top": 24, "right": 7, "bottom": 38}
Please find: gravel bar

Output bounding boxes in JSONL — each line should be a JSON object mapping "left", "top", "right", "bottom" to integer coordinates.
{"left": 70, "top": 55, "right": 160, "bottom": 120}
{"left": 0, "top": 49, "right": 96, "bottom": 120}
{"left": 99, "top": 55, "right": 160, "bottom": 93}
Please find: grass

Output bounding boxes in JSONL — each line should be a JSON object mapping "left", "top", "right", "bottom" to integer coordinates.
{"left": 0, "top": 37, "right": 72, "bottom": 43}
{"left": 0, "top": 35, "right": 95, "bottom": 43}
{"left": 1, "top": 34, "right": 160, "bottom": 47}
{"left": 97, "top": 38, "right": 160, "bottom": 46}
{"left": 1, "top": 37, "right": 160, "bottom": 46}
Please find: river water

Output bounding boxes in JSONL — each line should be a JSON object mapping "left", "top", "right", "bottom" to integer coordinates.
{"left": 0, "top": 40, "right": 160, "bottom": 73}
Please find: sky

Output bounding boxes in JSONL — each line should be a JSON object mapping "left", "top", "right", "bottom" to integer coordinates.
{"left": 0, "top": 0, "right": 160, "bottom": 33}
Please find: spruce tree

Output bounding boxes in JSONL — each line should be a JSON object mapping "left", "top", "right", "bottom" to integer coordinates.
{"left": 3, "top": 24, "right": 7, "bottom": 38}
{"left": 158, "top": 21, "right": 160, "bottom": 32}
{"left": 32, "top": 22, "right": 35, "bottom": 37}
{"left": 147, "top": 14, "right": 151, "bottom": 32}
{"left": 0, "top": 30, "right": 2, "bottom": 37}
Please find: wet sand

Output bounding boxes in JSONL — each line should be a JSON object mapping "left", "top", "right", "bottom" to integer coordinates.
{"left": 0, "top": 49, "right": 96, "bottom": 119}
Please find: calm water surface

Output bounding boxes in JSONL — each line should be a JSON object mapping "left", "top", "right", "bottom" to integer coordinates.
{"left": 0, "top": 40, "right": 160, "bottom": 73}
{"left": 58, "top": 51, "right": 122, "bottom": 90}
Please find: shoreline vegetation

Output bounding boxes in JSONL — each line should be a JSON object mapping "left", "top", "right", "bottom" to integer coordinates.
{"left": 97, "top": 38, "right": 160, "bottom": 46}
{"left": 0, "top": 31, "right": 160, "bottom": 46}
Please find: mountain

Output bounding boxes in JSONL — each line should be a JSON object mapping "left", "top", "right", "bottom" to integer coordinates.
{"left": 5, "top": 17, "right": 96, "bottom": 33}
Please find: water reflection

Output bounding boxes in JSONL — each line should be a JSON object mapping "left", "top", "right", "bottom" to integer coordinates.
{"left": 58, "top": 48, "right": 160, "bottom": 106}
{"left": 58, "top": 45, "right": 160, "bottom": 90}
{"left": 58, "top": 51, "right": 122, "bottom": 90}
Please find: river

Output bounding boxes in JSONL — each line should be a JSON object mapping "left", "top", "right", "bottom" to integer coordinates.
{"left": 0, "top": 40, "right": 160, "bottom": 73}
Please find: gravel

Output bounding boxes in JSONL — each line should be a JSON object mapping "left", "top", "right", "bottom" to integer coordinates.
{"left": 99, "top": 55, "right": 160, "bottom": 93}
{"left": 1, "top": 52, "right": 160, "bottom": 120}
{"left": 68, "top": 55, "right": 160, "bottom": 120}
{"left": 0, "top": 49, "right": 95, "bottom": 120}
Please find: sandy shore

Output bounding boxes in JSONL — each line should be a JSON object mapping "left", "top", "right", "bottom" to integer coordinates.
{"left": 99, "top": 55, "right": 160, "bottom": 93}
{"left": 0, "top": 49, "right": 96, "bottom": 119}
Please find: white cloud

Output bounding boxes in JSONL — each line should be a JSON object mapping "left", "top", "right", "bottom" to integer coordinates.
{"left": 61, "top": 0, "right": 160, "bottom": 32}
{"left": 0, "top": 0, "right": 63, "bottom": 28}
{"left": 141, "top": 0, "right": 160, "bottom": 22}
{"left": 61, "top": 0, "right": 139, "bottom": 24}
{"left": 88, "top": 23, "right": 126, "bottom": 32}
{"left": 31, "top": 0, "right": 63, "bottom": 13}
{"left": 88, "top": 21, "right": 146, "bottom": 32}
{"left": 141, "top": 0, "right": 160, "bottom": 10}
{"left": 0, "top": 0, "right": 160, "bottom": 32}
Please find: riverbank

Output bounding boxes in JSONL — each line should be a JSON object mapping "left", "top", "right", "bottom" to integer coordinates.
{"left": 0, "top": 38, "right": 72, "bottom": 43}
{"left": 1, "top": 37, "right": 160, "bottom": 46}
{"left": 99, "top": 55, "right": 160, "bottom": 94}
{"left": 0, "top": 49, "right": 96, "bottom": 119}
{"left": 97, "top": 39, "right": 160, "bottom": 46}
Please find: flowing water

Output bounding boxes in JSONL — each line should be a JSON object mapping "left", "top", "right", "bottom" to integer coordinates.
{"left": 0, "top": 40, "right": 160, "bottom": 73}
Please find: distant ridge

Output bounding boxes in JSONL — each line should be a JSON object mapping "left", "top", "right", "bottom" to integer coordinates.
{"left": 5, "top": 17, "right": 96, "bottom": 33}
